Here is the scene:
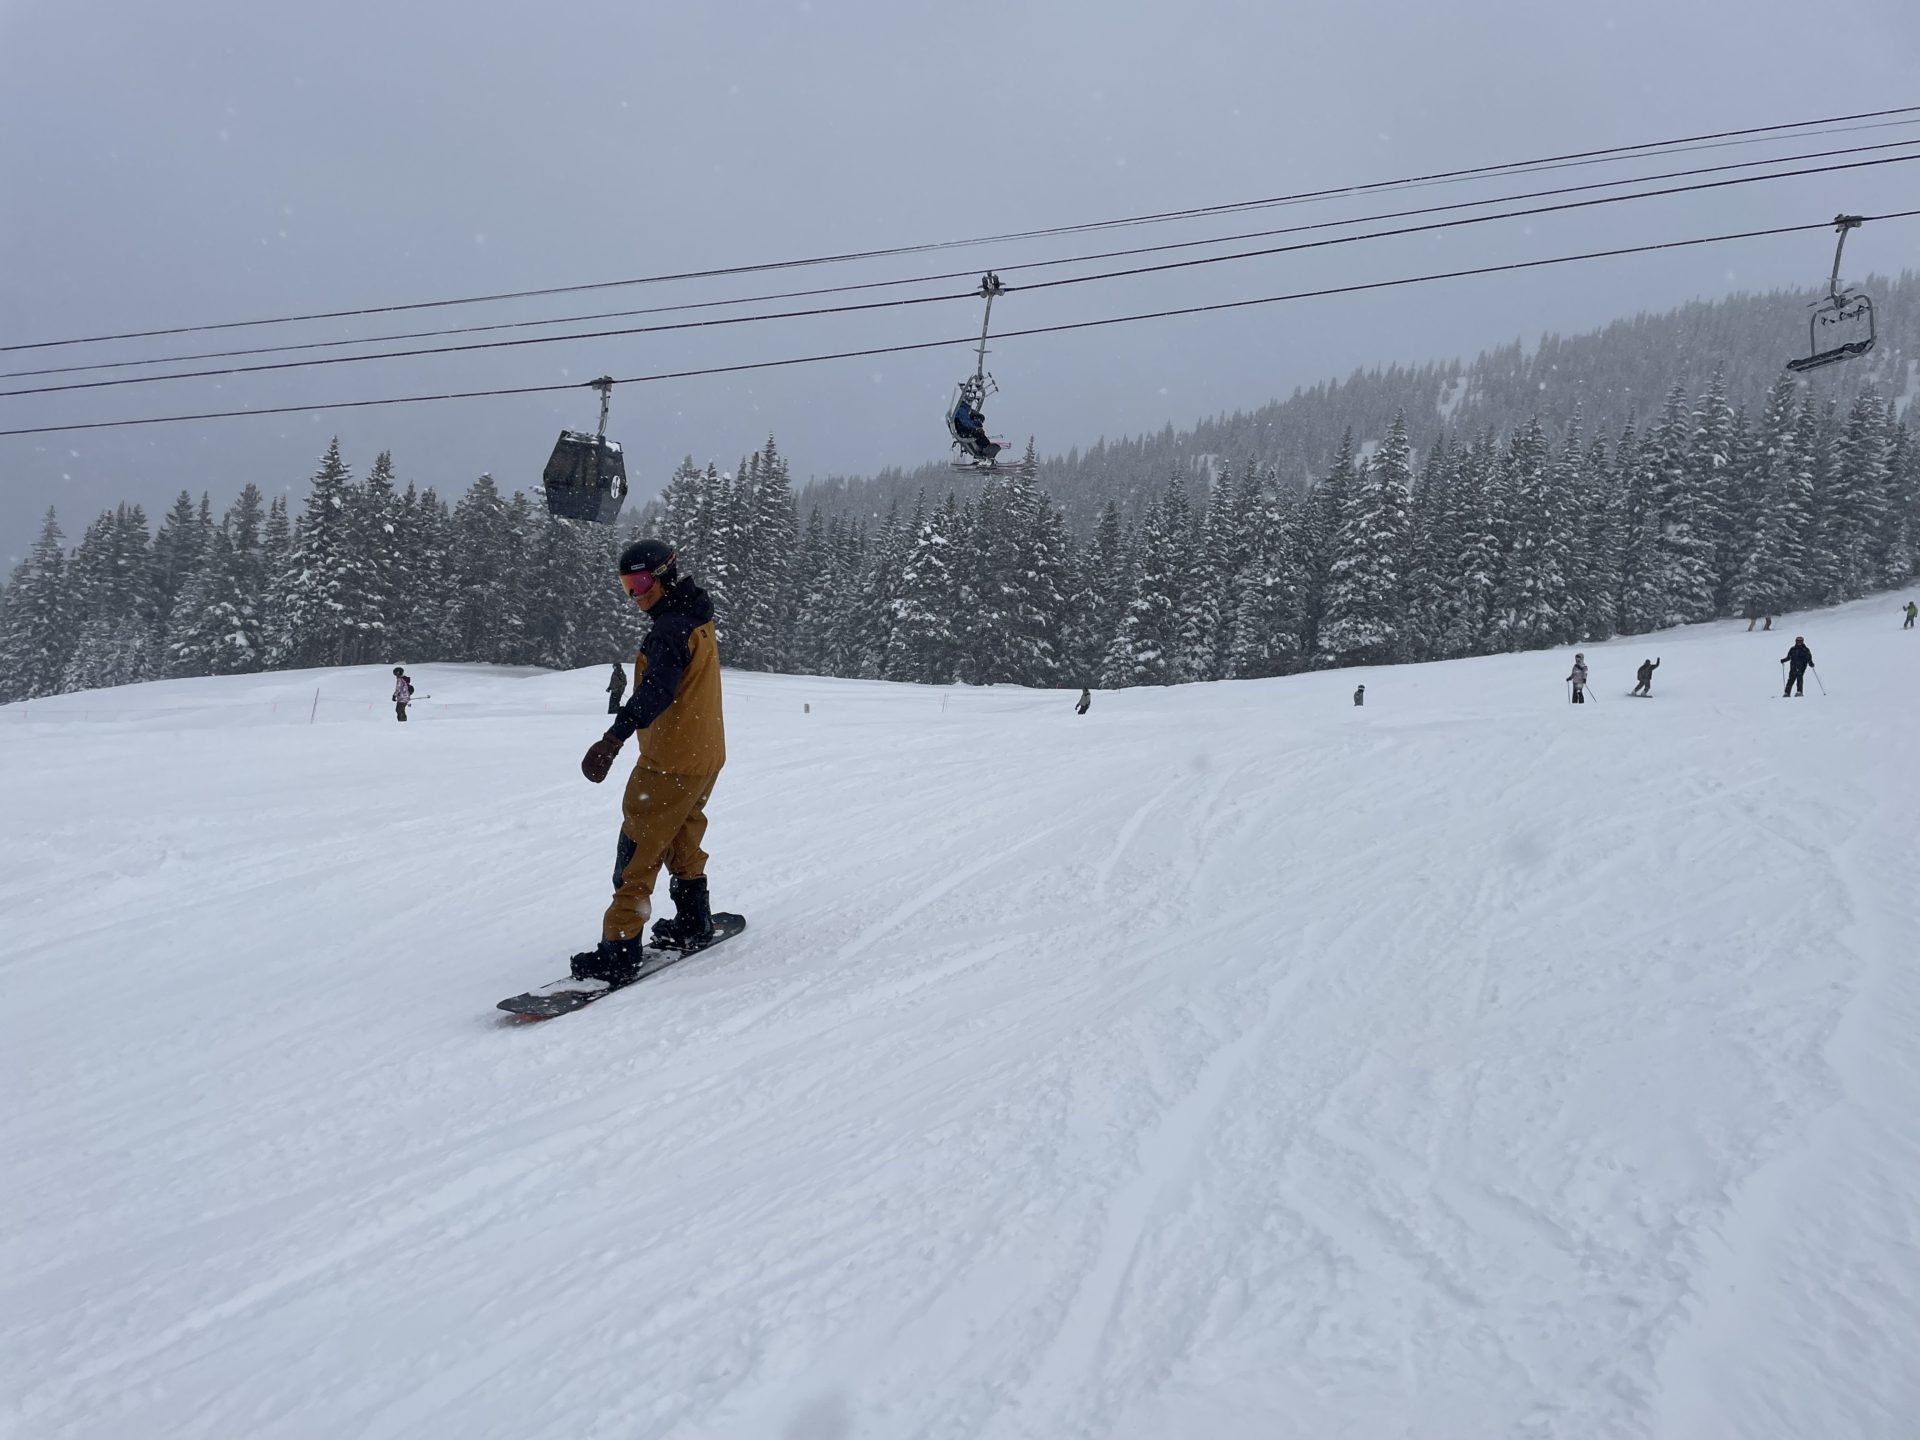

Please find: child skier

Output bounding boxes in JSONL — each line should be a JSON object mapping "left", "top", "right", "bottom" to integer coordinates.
{"left": 1566, "top": 654, "right": 1589, "bottom": 704}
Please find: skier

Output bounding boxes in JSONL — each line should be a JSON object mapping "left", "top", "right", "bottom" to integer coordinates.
{"left": 1353, "top": 684, "right": 1365, "bottom": 707}
{"left": 1904, "top": 600, "right": 1917, "bottom": 630}
{"left": 572, "top": 540, "right": 727, "bottom": 985}
{"left": 607, "top": 661, "right": 628, "bottom": 715}
{"left": 1781, "top": 636, "right": 1814, "bottom": 697}
{"left": 1630, "top": 657, "right": 1660, "bottom": 697}
{"left": 391, "top": 666, "right": 414, "bottom": 723}
{"left": 1075, "top": 687, "right": 1091, "bottom": 715}
{"left": 1565, "top": 653, "right": 1589, "bottom": 704}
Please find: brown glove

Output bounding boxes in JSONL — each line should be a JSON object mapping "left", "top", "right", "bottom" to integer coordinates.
{"left": 581, "top": 730, "right": 624, "bottom": 784}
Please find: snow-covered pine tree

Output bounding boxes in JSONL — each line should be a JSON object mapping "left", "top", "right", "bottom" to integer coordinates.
{"left": 884, "top": 493, "right": 965, "bottom": 684}
{"left": 59, "top": 504, "right": 155, "bottom": 691}
{"left": 960, "top": 440, "right": 1070, "bottom": 686}
{"left": 1299, "top": 430, "right": 1357, "bottom": 665}
{"left": 1879, "top": 422, "right": 1918, "bottom": 587}
{"left": 443, "top": 473, "right": 518, "bottom": 662}
{"left": 1102, "top": 483, "right": 1186, "bottom": 688}
{"left": 818, "top": 514, "right": 870, "bottom": 677}
{"left": 1731, "top": 375, "right": 1799, "bottom": 623}
{"left": 1321, "top": 412, "right": 1416, "bottom": 665}
{"left": 728, "top": 436, "right": 799, "bottom": 672}
{"left": 344, "top": 450, "right": 404, "bottom": 665}
{"left": 1568, "top": 428, "right": 1621, "bottom": 643}
{"left": 1190, "top": 462, "right": 1263, "bottom": 680}
{"left": 1614, "top": 416, "right": 1662, "bottom": 634}
{"left": 656, "top": 458, "right": 708, "bottom": 573}
{"left": 148, "top": 490, "right": 213, "bottom": 661}
{"left": 1801, "top": 398, "right": 1845, "bottom": 606}
{"left": 1225, "top": 477, "right": 1304, "bottom": 678}
{"left": 1442, "top": 433, "right": 1504, "bottom": 657}
{"left": 176, "top": 484, "right": 270, "bottom": 676}
{"left": 1487, "top": 416, "right": 1574, "bottom": 652}
{"left": 787, "top": 507, "right": 835, "bottom": 676}
{"left": 1647, "top": 383, "right": 1716, "bottom": 627}
{"left": 272, "top": 440, "right": 365, "bottom": 668}
{"left": 515, "top": 511, "right": 586, "bottom": 670}
{"left": 1829, "top": 388, "right": 1890, "bottom": 601}
{"left": 853, "top": 497, "right": 915, "bottom": 679}
{"left": 1681, "top": 373, "right": 1738, "bottom": 622}
{"left": 0, "top": 514, "right": 76, "bottom": 706}
{"left": 0, "top": 509, "right": 74, "bottom": 701}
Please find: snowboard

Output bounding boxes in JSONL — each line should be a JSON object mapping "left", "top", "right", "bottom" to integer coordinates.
{"left": 497, "top": 914, "right": 747, "bottom": 1020}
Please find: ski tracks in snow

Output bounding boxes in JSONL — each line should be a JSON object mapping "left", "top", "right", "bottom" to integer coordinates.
{"left": 7, "top": 614, "right": 1920, "bottom": 1439}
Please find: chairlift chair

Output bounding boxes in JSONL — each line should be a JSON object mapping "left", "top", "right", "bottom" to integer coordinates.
{"left": 947, "top": 272, "right": 1012, "bottom": 470}
{"left": 543, "top": 376, "right": 629, "bottom": 524}
{"left": 1786, "top": 215, "right": 1877, "bottom": 375}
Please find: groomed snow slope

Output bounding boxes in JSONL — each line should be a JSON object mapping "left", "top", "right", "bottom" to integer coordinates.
{"left": 4, "top": 597, "right": 1918, "bottom": 1440}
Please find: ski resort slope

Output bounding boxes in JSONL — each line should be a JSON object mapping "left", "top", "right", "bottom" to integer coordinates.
{"left": 4, "top": 597, "right": 1918, "bottom": 1440}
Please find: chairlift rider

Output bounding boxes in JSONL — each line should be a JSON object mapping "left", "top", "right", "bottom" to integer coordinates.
{"left": 948, "top": 379, "right": 1002, "bottom": 465}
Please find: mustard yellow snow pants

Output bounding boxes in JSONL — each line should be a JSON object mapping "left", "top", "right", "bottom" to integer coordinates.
{"left": 602, "top": 766, "right": 718, "bottom": 943}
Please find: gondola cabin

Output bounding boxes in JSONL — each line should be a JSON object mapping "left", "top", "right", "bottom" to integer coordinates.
{"left": 542, "top": 430, "right": 628, "bottom": 524}
{"left": 541, "top": 375, "right": 629, "bottom": 524}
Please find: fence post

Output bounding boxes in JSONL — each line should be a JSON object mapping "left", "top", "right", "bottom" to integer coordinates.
{"left": 309, "top": 688, "right": 320, "bottom": 725}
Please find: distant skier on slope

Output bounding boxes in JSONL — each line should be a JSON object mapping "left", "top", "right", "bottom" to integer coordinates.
{"left": 1353, "top": 684, "right": 1365, "bottom": 707}
{"left": 1075, "top": 687, "right": 1092, "bottom": 715}
{"left": 1630, "top": 658, "right": 1660, "bottom": 697}
{"left": 1903, "top": 600, "right": 1916, "bottom": 630}
{"left": 1566, "top": 654, "right": 1589, "bottom": 704}
{"left": 391, "top": 667, "right": 414, "bottom": 723}
{"left": 1781, "top": 637, "right": 1814, "bottom": 697}
{"left": 572, "top": 539, "right": 728, "bottom": 984}
{"left": 607, "top": 661, "right": 628, "bottom": 715}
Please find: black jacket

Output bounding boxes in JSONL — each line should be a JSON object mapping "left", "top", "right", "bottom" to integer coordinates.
{"left": 611, "top": 579, "right": 716, "bottom": 742}
{"left": 1782, "top": 643, "right": 1813, "bottom": 670}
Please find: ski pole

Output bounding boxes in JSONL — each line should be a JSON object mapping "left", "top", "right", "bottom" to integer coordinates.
{"left": 1811, "top": 667, "right": 1827, "bottom": 695}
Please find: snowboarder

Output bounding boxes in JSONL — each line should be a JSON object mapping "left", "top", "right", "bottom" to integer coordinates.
{"left": 1566, "top": 654, "right": 1589, "bottom": 704}
{"left": 1630, "top": 657, "right": 1660, "bottom": 697}
{"left": 1781, "top": 637, "right": 1814, "bottom": 697}
{"left": 391, "top": 667, "right": 413, "bottom": 723}
{"left": 607, "top": 662, "right": 627, "bottom": 715}
{"left": 1353, "top": 684, "right": 1365, "bottom": 707}
{"left": 573, "top": 540, "right": 727, "bottom": 985}
{"left": 1075, "top": 687, "right": 1091, "bottom": 715}
{"left": 1903, "top": 600, "right": 1917, "bottom": 630}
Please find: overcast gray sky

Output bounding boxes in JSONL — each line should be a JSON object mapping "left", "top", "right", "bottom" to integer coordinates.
{"left": 4, "top": 0, "right": 1918, "bottom": 560}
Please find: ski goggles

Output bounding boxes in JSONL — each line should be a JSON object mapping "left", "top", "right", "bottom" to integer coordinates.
{"left": 621, "top": 570, "right": 661, "bottom": 599}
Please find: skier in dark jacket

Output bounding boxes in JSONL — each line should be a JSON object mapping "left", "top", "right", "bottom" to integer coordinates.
{"left": 1631, "top": 657, "right": 1660, "bottom": 697}
{"left": 573, "top": 540, "right": 728, "bottom": 985}
{"left": 607, "top": 662, "right": 627, "bottom": 715}
{"left": 1353, "top": 684, "right": 1365, "bottom": 707}
{"left": 1075, "top": 687, "right": 1091, "bottom": 715}
{"left": 1781, "top": 637, "right": 1814, "bottom": 697}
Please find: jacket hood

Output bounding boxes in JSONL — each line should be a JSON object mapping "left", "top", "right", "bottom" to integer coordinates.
{"left": 655, "top": 576, "right": 715, "bottom": 628}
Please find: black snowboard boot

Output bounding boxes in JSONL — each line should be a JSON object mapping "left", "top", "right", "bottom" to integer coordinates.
{"left": 650, "top": 875, "right": 714, "bottom": 950}
{"left": 569, "top": 935, "right": 646, "bottom": 986}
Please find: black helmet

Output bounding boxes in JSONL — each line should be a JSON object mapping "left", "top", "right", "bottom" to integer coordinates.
{"left": 618, "top": 538, "right": 678, "bottom": 586}
{"left": 393, "top": 666, "right": 405, "bottom": 676}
